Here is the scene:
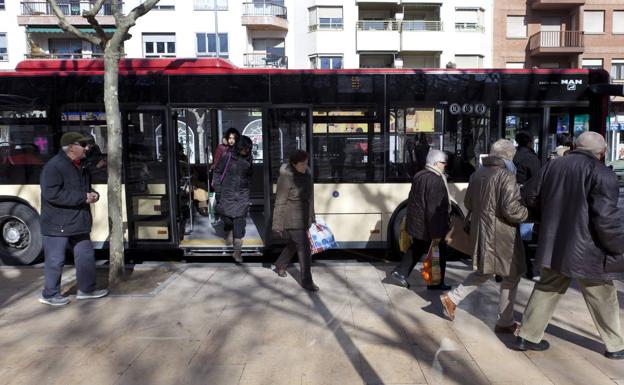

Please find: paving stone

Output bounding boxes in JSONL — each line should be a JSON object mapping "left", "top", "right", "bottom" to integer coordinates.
{"left": 530, "top": 357, "right": 618, "bottom": 385}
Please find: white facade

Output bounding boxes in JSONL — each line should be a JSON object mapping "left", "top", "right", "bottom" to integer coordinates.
{"left": 0, "top": 0, "right": 493, "bottom": 71}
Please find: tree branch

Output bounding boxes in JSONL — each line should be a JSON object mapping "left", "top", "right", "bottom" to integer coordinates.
{"left": 81, "top": 0, "right": 106, "bottom": 17}
{"left": 47, "top": 0, "right": 101, "bottom": 46}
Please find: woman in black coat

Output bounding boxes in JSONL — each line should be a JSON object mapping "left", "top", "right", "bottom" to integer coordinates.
{"left": 214, "top": 136, "right": 253, "bottom": 263}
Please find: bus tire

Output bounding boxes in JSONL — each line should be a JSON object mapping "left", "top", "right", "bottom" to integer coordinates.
{"left": 0, "top": 202, "right": 43, "bottom": 265}
{"left": 389, "top": 207, "right": 407, "bottom": 261}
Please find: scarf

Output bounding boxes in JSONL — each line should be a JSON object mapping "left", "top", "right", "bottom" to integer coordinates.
{"left": 425, "top": 164, "right": 451, "bottom": 212}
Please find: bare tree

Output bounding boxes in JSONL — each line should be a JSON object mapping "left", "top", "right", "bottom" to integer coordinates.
{"left": 46, "top": 0, "right": 161, "bottom": 286}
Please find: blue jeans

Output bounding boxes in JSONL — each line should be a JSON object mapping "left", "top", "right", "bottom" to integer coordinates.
{"left": 42, "top": 234, "right": 96, "bottom": 298}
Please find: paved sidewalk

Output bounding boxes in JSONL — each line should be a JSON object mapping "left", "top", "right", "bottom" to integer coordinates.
{"left": 1, "top": 261, "right": 623, "bottom": 385}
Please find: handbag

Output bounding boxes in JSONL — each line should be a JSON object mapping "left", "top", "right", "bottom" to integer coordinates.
{"left": 604, "top": 254, "right": 624, "bottom": 273}
{"left": 421, "top": 240, "right": 441, "bottom": 285}
{"left": 399, "top": 216, "right": 412, "bottom": 253}
{"left": 307, "top": 218, "right": 339, "bottom": 255}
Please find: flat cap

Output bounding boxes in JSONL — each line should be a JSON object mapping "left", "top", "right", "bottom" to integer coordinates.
{"left": 60, "top": 132, "right": 91, "bottom": 147}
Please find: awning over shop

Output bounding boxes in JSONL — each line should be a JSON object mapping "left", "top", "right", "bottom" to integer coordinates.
{"left": 26, "top": 27, "right": 116, "bottom": 33}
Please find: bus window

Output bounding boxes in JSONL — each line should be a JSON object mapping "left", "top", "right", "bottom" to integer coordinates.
{"left": 0, "top": 108, "right": 52, "bottom": 184}
{"left": 61, "top": 109, "right": 108, "bottom": 183}
{"left": 443, "top": 112, "right": 489, "bottom": 182}
{"left": 388, "top": 107, "right": 442, "bottom": 181}
{"left": 312, "top": 108, "right": 382, "bottom": 183}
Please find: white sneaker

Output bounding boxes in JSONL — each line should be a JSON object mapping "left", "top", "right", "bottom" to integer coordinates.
{"left": 38, "top": 295, "right": 70, "bottom": 306}
{"left": 76, "top": 289, "right": 109, "bottom": 300}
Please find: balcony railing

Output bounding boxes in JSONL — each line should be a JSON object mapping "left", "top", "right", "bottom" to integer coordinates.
{"left": 357, "top": 20, "right": 442, "bottom": 32}
{"left": 401, "top": 20, "right": 443, "bottom": 31}
{"left": 242, "top": 2, "right": 286, "bottom": 18}
{"left": 194, "top": 0, "right": 228, "bottom": 11}
{"left": 244, "top": 53, "right": 287, "bottom": 68}
{"left": 25, "top": 52, "right": 106, "bottom": 59}
{"left": 21, "top": 1, "right": 121, "bottom": 16}
{"left": 455, "top": 22, "right": 484, "bottom": 32}
{"left": 529, "top": 30, "right": 583, "bottom": 52}
{"left": 309, "top": 21, "right": 344, "bottom": 31}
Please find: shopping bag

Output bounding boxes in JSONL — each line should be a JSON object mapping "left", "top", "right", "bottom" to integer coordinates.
{"left": 445, "top": 215, "right": 473, "bottom": 256}
{"left": 307, "top": 218, "right": 339, "bottom": 255}
{"left": 399, "top": 216, "right": 412, "bottom": 253}
{"left": 421, "top": 240, "right": 441, "bottom": 285}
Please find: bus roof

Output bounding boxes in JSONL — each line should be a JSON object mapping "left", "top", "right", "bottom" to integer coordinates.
{"left": 9, "top": 58, "right": 595, "bottom": 77}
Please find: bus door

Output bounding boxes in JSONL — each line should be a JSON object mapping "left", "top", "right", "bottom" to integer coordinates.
{"left": 265, "top": 107, "right": 310, "bottom": 242}
{"left": 123, "top": 109, "right": 177, "bottom": 249}
{"left": 502, "top": 107, "right": 545, "bottom": 160}
{"left": 174, "top": 107, "right": 265, "bottom": 256}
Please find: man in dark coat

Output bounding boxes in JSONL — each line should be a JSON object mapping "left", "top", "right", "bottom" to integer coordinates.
{"left": 515, "top": 131, "right": 624, "bottom": 359}
{"left": 513, "top": 131, "right": 541, "bottom": 279}
{"left": 39, "top": 132, "right": 108, "bottom": 306}
{"left": 390, "top": 149, "right": 451, "bottom": 290}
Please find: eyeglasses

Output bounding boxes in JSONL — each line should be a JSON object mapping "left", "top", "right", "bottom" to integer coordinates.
{"left": 73, "top": 142, "right": 89, "bottom": 148}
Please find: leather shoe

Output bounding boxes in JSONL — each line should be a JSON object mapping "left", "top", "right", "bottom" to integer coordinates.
{"left": 440, "top": 292, "right": 456, "bottom": 321}
{"left": 302, "top": 283, "right": 319, "bottom": 292}
{"left": 494, "top": 322, "right": 520, "bottom": 334}
{"left": 274, "top": 267, "right": 287, "bottom": 278}
{"left": 514, "top": 336, "right": 550, "bottom": 351}
{"left": 604, "top": 349, "right": 624, "bottom": 359}
{"left": 427, "top": 283, "right": 451, "bottom": 291}
{"left": 390, "top": 271, "right": 410, "bottom": 288}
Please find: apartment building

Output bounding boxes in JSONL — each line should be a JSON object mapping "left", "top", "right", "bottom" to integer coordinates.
{"left": 0, "top": 0, "right": 493, "bottom": 71}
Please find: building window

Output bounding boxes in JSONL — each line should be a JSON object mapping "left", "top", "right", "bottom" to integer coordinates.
{"left": 614, "top": 11, "right": 624, "bottom": 34}
{"left": 506, "top": 62, "right": 524, "bottom": 69}
{"left": 0, "top": 33, "right": 7, "bottom": 61}
{"left": 194, "top": 0, "right": 227, "bottom": 11}
{"left": 454, "top": 55, "right": 483, "bottom": 69}
{"left": 455, "top": 8, "right": 484, "bottom": 32}
{"left": 154, "top": 0, "right": 175, "bottom": 10}
{"left": 612, "top": 60, "right": 624, "bottom": 80}
{"left": 143, "top": 33, "right": 176, "bottom": 58}
{"left": 582, "top": 58, "right": 603, "bottom": 70}
{"left": 196, "top": 33, "right": 228, "bottom": 58}
{"left": 309, "top": 7, "right": 343, "bottom": 31}
{"left": 506, "top": 16, "right": 527, "bottom": 38}
{"left": 248, "top": 38, "right": 285, "bottom": 67}
{"left": 584, "top": 11, "right": 604, "bottom": 34}
{"left": 310, "top": 55, "right": 343, "bottom": 69}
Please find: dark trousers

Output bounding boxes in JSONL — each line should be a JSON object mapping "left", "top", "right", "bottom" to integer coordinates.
{"left": 223, "top": 216, "right": 246, "bottom": 239}
{"left": 274, "top": 229, "right": 313, "bottom": 285}
{"left": 42, "top": 234, "right": 96, "bottom": 298}
{"left": 394, "top": 238, "right": 447, "bottom": 283}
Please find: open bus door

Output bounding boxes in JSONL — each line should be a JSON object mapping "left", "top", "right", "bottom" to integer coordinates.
{"left": 123, "top": 109, "right": 177, "bottom": 250}
{"left": 264, "top": 107, "right": 311, "bottom": 246}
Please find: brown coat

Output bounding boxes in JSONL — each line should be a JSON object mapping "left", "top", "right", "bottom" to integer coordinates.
{"left": 465, "top": 156, "right": 528, "bottom": 277}
{"left": 272, "top": 163, "right": 315, "bottom": 231}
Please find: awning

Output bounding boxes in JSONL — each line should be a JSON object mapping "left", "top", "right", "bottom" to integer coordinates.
{"left": 26, "top": 27, "right": 116, "bottom": 33}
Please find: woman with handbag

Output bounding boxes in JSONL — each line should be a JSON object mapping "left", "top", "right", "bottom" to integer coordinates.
{"left": 213, "top": 135, "right": 253, "bottom": 263}
{"left": 272, "top": 150, "right": 319, "bottom": 292}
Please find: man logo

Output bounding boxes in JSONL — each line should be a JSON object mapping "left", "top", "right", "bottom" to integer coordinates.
{"left": 562, "top": 79, "right": 582, "bottom": 91}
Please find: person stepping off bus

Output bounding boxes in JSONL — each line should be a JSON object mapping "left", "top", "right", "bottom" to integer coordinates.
{"left": 272, "top": 150, "right": 319, "bottom": 292}
{"left": 389, "top": 149, "right": 452, "bottom": 291}
{"left": 213, "top": 135, "right": 253, "bottom": 263}
{"left": 440, "top": 139, "right": 527, "bottom": 335}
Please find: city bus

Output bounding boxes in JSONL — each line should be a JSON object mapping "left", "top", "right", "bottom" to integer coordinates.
{"left": 0, "top": 58, "right": 614, "bottom": 264}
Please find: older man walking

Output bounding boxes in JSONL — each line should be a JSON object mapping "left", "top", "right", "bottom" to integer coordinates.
{"left": 440, "top": 139, "right": 528, "bottom": 334}
{"left": 515, "top": 132, "right": 624, "bottom": 359}
{"left": 39, "top": 132, "right": 109, "bottom": 306}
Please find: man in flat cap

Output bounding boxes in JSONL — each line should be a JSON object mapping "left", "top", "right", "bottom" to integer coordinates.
{"left": 39, "top": 132, "right": 108, "bottom": 306}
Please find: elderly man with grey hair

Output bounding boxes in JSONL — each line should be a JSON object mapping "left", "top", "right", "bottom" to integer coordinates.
{"left": 440, "top": 139, "right": 528, "bottom": 334}
{"left": 389, "top": 149, "right": 452, "bottom": 290}
{"left": 515, "top": 131, "right": 624, "bottom": 358}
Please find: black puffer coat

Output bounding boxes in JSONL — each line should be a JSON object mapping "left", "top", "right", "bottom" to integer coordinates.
{"left": 40, "top": 151, "right": 94, "bottom": 236}
{"left": 523, "top": 150, "right": 624, "bottom": 279}
{"left": 214, "top": 151, "right": 252, "bottom": 218}
{"left": 406, "top": 169, "right": 450, "bottom": 241}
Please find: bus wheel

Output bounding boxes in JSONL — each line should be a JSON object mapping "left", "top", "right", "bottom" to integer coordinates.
{"left": 390, "top": 207, "right": 407, "bottom": 260}
{"left": 0, "top": 202, "right": 43, "bottom": 265}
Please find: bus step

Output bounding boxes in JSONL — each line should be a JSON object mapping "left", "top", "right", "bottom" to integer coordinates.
{"left": 183, "top": 248, "right": 264, "bottom": 257}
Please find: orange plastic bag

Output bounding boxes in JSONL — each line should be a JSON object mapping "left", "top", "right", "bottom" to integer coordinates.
{"left": 421, "top": 240, "right": 441, "bottom": 285}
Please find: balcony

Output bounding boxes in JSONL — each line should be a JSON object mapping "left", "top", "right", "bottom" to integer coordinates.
{"left": 243, "top": 53, "right": 287, "bottom": 68}
{"left": 530, "top": 0, "right": 585, "bottom": 10}
{"left": 529, "top": 31, "right": 584, "bottom": 56}
{"left": 241, "top": 2, "right": 288, "bottom": 31}
{"left": 401, "top": 20, "right": 442, "bottom": 31}
{"left": 18, "top": 1, "right": 120, "bottom": 25}
{"left": 356, "top": 20, "right": 400, "bottom": 52}
{"left": 455, "top": 22, "right": 484, "bottom": 32}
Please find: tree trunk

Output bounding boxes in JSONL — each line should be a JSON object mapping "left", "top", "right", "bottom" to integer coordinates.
{"left": 104, "top": 48, "right": 124, "bottom": 286}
